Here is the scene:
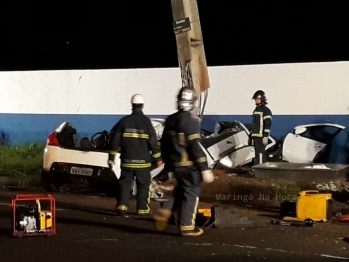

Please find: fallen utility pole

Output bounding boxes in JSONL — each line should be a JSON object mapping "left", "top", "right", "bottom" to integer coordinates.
{"left": 170, "top": 0, "right": 210, "bottom": 118}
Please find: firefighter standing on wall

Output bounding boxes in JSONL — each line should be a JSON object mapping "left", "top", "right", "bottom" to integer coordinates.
{"left": 152, "top": 87, "right": 214, "bottom": 237}
{"left": 251, "top": 90, "right": 273, "bottom": 165}
{"left": 108, "top": 94, "right": 163, "bottom": 216}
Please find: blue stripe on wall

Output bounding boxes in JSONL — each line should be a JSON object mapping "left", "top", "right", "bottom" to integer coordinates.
{"left": 1, "top": 113, "right": 348, "bottom": 164}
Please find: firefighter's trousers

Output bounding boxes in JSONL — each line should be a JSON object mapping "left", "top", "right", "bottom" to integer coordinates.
{"left": 161, "top": 166, "right": 203, "bottom": 231}
{"left": 116, "top": 168, "right": 151, "bottom": 214}
{"left": 253, "top": 137, "right": 267, "bottom": 165}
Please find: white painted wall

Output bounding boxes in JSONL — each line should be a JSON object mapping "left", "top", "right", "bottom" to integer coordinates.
{"left": 1, "top": 61, "right": 349, "bottom": 116}
{"left": 207, "top": 62, "right": 349, "bottom": 115}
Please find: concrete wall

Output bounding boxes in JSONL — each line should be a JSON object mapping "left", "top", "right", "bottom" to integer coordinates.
{"left": 1, "top": 62, "right": 349, "bottom": 163}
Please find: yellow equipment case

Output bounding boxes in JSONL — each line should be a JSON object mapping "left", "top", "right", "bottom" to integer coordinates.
{"left": 296, "top": 190, "right": 333, "bottom": 221}
{"left": 281, "top": 190, "right": 333, "bottom": 222}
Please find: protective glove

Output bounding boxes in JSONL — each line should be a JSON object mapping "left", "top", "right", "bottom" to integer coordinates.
{"left": 262, "top": 137, "right": 268, "bottom": 146}
{"left": 108, "top": 160, "right": 115, "bottom": 169}
{"left": 201, "top": 169, "right": 215, "bottom": 183}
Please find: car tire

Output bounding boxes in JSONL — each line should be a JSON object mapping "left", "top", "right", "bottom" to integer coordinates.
{"left": 94, "top": 180, "right": 118, "bottom": 197}
{"left": 41, "top": 169, "right": 63, "bottom": 192}
{"left": 103, "top": 184, "right": 118, "bottom": 197}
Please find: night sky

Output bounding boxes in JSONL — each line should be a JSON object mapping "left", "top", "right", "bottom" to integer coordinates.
{"left": 1, "top": 1, "right": 349, "bottom": 71}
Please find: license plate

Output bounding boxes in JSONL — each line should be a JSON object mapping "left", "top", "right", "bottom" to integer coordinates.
{"left": 70, "top": 167, "right": 93, "bottom": 176}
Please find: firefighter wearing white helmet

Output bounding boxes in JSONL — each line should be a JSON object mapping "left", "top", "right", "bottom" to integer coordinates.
{"left": 131, "top": 94, "right": 145, "bottom": 104}
{"left": 152, "top": 87, "right": 214, "bottom": 237}
{"left": 108, "top": 93, "right": 162, "bottom": 216}
{"left": 251, "top": 90, "right": 273, "bottom": 165}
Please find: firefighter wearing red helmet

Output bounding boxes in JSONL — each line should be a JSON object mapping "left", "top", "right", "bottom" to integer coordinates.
{"left": 251, "top": 90, "right": 273, "bottom": 165}
{"left": 152, "top": 87, "right": 214, "bottom": 237}
{"left": 108, "top": 94, "right": 163, "bottom": 216}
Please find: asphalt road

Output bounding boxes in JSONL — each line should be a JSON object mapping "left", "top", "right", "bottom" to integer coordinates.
{"left": 0, "top": 188, "right": 348, "bottom": 262}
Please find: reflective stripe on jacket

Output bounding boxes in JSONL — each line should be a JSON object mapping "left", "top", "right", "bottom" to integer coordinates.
{"left": 160, "top": 110, "right": 209, "bottom": 171}
{"left": 251, "top": 104, "right": 272, "bottom": 138}
{"left": 109, "top": 109, "right": 162, "bottom": 169}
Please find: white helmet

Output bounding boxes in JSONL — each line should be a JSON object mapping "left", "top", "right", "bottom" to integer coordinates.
{"left": 131, "top": 94, "right": 145, "bottom": 104}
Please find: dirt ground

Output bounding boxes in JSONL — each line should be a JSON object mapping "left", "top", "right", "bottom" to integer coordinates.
{"left": 199, "top": 168, "right": 349, "bottom": 217}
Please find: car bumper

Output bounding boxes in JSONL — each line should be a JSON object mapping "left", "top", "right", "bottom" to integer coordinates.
{"left": 43, "top": 145, "right": 121, "bottom": 179}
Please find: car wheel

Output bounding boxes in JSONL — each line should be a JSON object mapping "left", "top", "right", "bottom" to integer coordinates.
{"left": 41, "top": 170, "right": 63, "bottom": 192}
{"left": 103, "top": 184, "right": 118, "bottom": 197}
{"left": 94, "top": 181, "right": 118, "bottom": 197}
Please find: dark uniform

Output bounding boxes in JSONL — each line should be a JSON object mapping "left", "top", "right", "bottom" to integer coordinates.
{"left": 159, "top": 108, "right": 209, "bottom": 235}
{"left": 108, "top": 107, "right": 162, "bottom": 215}
{"left": 251, "top": 92, "right": 272, "bottom": 165}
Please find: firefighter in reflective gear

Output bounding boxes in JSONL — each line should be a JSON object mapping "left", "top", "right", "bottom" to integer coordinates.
{"left": 251, "top": 90, "right": 272, "bottom": 165}
{"left": 152, "top": 87, "right": 214, "bottom": 237}
{"left": 108, "top": 94, "right": 163, "bottom": 216}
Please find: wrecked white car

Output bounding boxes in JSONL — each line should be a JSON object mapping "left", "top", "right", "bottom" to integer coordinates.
{"left": 42, "top": 118, "right": 166, "bottom": 198}
{"left": 281, "top": 123, "right": 345, "bottom": 163}
{"left": 200, "top": 121, "right": 345, "bottom": 169}
{"left": 41, "top": 118, "right": 345, "bottom": 197}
